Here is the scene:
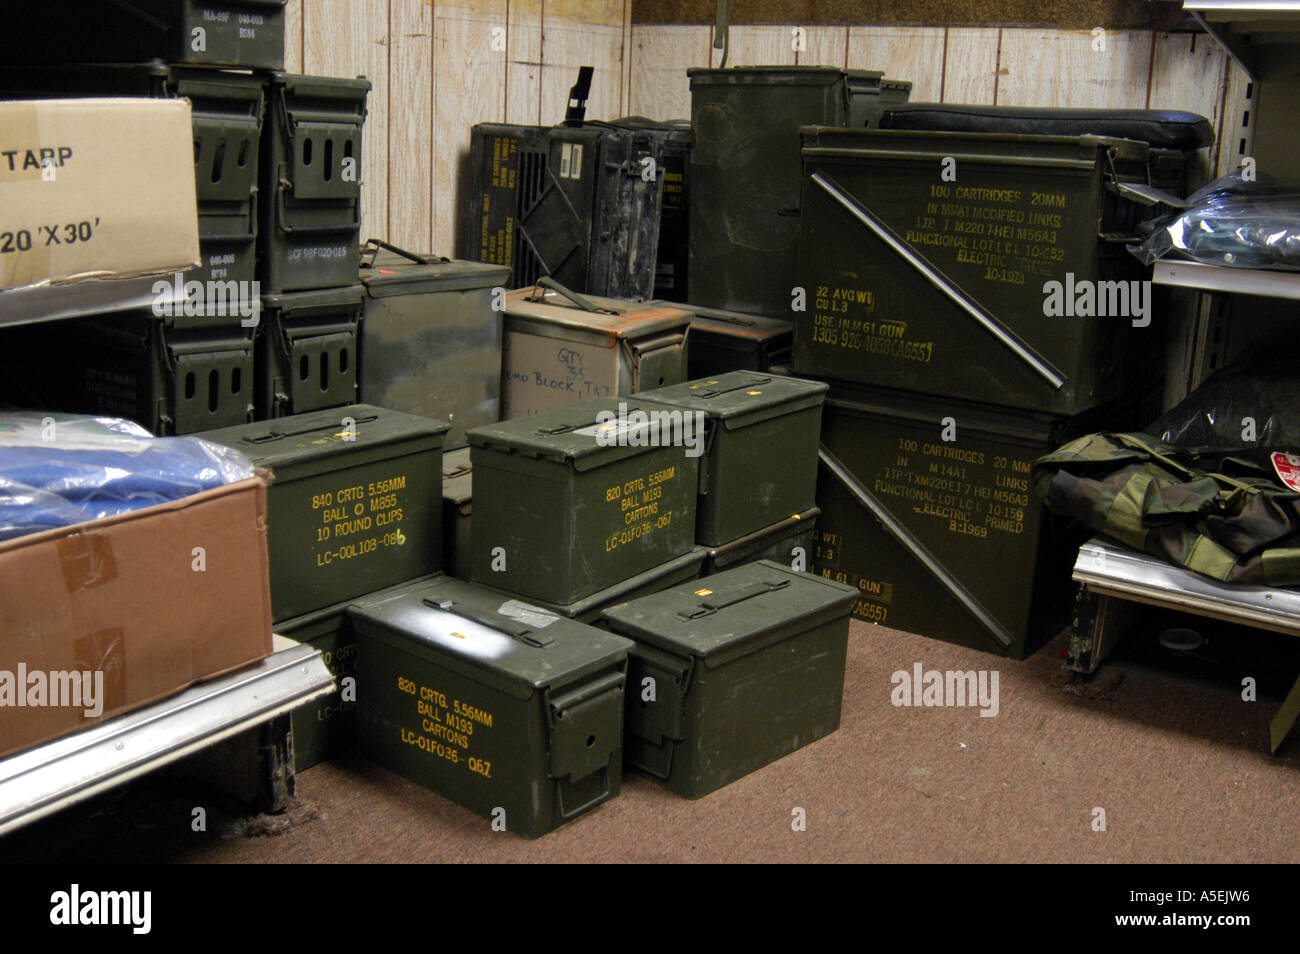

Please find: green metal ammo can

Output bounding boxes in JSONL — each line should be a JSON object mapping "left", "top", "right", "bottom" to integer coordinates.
{"left": 687, "top": 66, "right": 853, "bottom": 317}
{"left": 0, "top": 1, "right": 288, "bottom": 69}
{"left": 482, "top": 548, "right": 709, "bottom": 625}
{"left": 813, "top": 386, "right": 1088, "bottom": 659}
{"left": 358, "top": 242, "right": 510, "bottom": 448}
{"left": 261, "top": 73, "right": 370, "bottom": 292}
{"left": 637, "top": 371, "right": 827, "bottom": 546}
{"left": 601, "top": 559, "right": 858, "bottom": 798}
{"left": 674, "top": 304, "right": 794, "bottom": 379}
{"left": 349, "top": 575, "right": 634, "bottom": 839}
{"left": 501, "top": 281, "right": 691, "bottom": 418}
{"left": 256, "top": 285, "right": 364, "bottom": 418}
{"left": 702, "top": 509, "right": 818, "bottom": 576}
{"left": 441, "top": 447, "right": 473, "bottom": 580}
{"left": 845, "top": 71, "right": 913, "bottom": 128}
{"left": 794, "top": 121, "right": 1209, "bottom": 415}
{"left": 196, "top": 404, "right": 449, "bottom": 621}
{"left": 467, "top": 397, "right": 700, "bottom": 605}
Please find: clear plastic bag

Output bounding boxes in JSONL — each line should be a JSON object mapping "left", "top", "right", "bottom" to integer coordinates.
{"left": 0, "top": 412, "right": 256, "bottom": 542}
{"left": 1131, "top": 173, "right": 1300, "bottom": 269}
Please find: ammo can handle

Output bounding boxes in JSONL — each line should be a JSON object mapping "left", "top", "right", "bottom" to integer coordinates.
{"left": 692, "top": 376, "right": 773, "bottom": 398}
{"left": 362, "top": 238, "right": 450, "bottom": 266}
{"left": 679, "top": 579, "right": 791, "bottom": 619}
{"left": 421, "top": 598, "right": 556, "bottom": 648}
{"left": 528, "top": 276, "right": 624, "bottom": 315}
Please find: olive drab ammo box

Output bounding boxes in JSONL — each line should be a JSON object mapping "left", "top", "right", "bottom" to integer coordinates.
{"left": 261, "top": 73, "right": 370, "bottom": 292}
{"left": 196, "top": 404, "right": 450, "bottom": 621}
{"left": 467, "top": 397, "right": 700, "bottom": 606}
{"left": 441, "top": 447, "right": 473, "bottom": 581}
{"left": 257, "top": 285, "right": 364, "bottom": 418}
{"left": 601, "top": 560, "right": 858, "bottom": 798}
{"left": 500, "top": 280, "right": 691, "bottom": 418}
{"left": 701, "top": 509, "right": 818, "bottom": 576}
{"left": 637, "top": 371, "right": 828, "bottom": 546}
{"left": 672, "top": 304, "right": 794, "bottom": 379}
{"left": 358, "top": 241, "right": 510, "bottom": 448}
{"left": 349, "top": 575, "right": 634, "bottom": 838}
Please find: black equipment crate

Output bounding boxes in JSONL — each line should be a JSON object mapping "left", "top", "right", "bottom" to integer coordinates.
{"left": 0, "top": 62, "right": 264, "bottom": 297}
{"left": 261, "top": 72, "right": 370, "bottom": 292}
{"left": 795, "top": 118, "right": 1211, "bottom": 416}
{"left": 609, "top": 117, "right": 693, "bottom": 301}
{"left": 687, "top": 66, "right": 856, "bottom": 317}
{"left": 484, "top": 548, "right": 709, "bottom": 625}
{"left": 467, "top": 397, "right": 700, "bottom": 606}
{"left": 358, "top": 242, "right": 510, "bottom": 448}
{"left": 500, "top": 282, "right": 691, "bottom": 418}
{"left": 441, "top": 447, "right": 473, "bottom": 581}
{"left": 637, "top": 371, "right": 827, "bottom": 546}
{"left": 702, "top": 509, "right": 818, "bottom": 576}
{"left": 0, "top": 1, "right": 287, "bottom": 69}
{"left": 349, "top": 575, "right": 634, "bottom": 838}
{"left": 0, "top": 315, "right": 255, "bottom": 436}
{"left": 197, "top": 403, "right": 450, "bottom": 621}
{"left": 668, "top": 303, "right": 793, "bottom": 378}
{"left": 602, "top": 560, "right": 857, "bottom": 798}
{"left": 813, "top": 385, "right": 1094, "bottom": 659}
{"left": 257, "top": 285, "right": 364, "bottom": 418}
{"left": 460, "top": 121, "right": 665, "bottom": 299}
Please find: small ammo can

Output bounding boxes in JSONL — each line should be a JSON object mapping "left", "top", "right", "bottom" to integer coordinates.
{"left": 349, "top": 575, "right": 634, "bottom": 838}
{"left": 673, "top": 304, "right": 794, "bottom": 379}
{"left": 482, "top": 548, "right": 709, "bottom": 625}
{"left": 0, "top": 62, "right": 264, "bottom": 298}
{"left": 0, "top": 0, "right": 287, "bottom": 69}
{"left": 256, "top": 285, "right": 364, "bottom": 418}
{"left": 441, "top": 447, "right": 473, "bottom": 580}
{"left": 0, "top": 315, "right": 255, "bottom": 436}
{"left": 261, "top": 72, "right": 370, "bottom": 292}
{"left": 358, "top": 241, "right": 510, "bottom": 448}
{"left": 602, "top": 559, "right": 858, "bottom": 798}
{"left": 197, "top": 404, "right": 449, "bottom": 621}
{"left": 845, "top": 71, "right": 913, "bottom": 128}
{"left": 500, "top": 281, "right": 691, "bottom": 418}
{"left": 637, "top": 371, "right": 827, "bottom": 546}
{"left": 702, "top": 509, "right": 818, "bottom": 576}
{"left": 467, "top": 397, "right": 700, "bottom": 606}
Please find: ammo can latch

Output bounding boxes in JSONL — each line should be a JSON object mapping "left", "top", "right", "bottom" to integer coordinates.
{"left": 545, "top": 670, "right": 625, "bottom": 817}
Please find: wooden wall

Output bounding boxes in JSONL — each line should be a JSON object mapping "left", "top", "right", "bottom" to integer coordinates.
{"left": 286, "top": 3, "right": 1243, "bottom": 252}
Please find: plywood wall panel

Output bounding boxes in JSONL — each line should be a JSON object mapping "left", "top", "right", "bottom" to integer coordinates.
{"left": 997, "top": 28, "right": 1151, "bottom": 108}
{"left": 539, "top": 19, "right": 625, "bottom": 123}
{"left": 942, "top": 27, "right": 1000, "bottom": 104}
{"left": 627, "top": 24, "right": 707, "bottom": 120}
{"left": 507, "top": 0, "right": 543, "bottom": 125}
{"left": 710, "top": 25, "right": 796, "bottom": 68}
{"left": 390, "top": 0, "right": 434, "bottom": 250}
{"left": 284, "top": 0, "right": 304, "bottom": 72}
{"left": 847, "top": 26, "right": 945, "bottom": 102}
{"left": 795, "top": 26, "right": 849, "bottom": 68}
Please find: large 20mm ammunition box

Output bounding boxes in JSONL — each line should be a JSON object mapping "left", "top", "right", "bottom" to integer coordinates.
{"left": 0, "top": 1, "right": 288, "bottom": 69}
{"left": 602, "top": 560, "right": 858, "bottom": 798}
{"left": 468, "top": 397, "right": 700, "bottom": 606}
{"left": 500, "top": 282, "right": 691, "bottom": 418}
{"left": 794, "top": 118, "right": 1210, "bottom": 415}
{"left": 638, "top": 371, "right": 827, "bottom": 546}
{"left": 261, "top": 73, "right": 370, "bottom": 292}
{"left": 350, "top": 576, "right": 634, "bottom": 838}
{"left": 257, "top": 285, "right": 364, "bottom": 418}
{"left": 358, "top": 243, "right": 510, "bottom": 448}
{"left": 461, "top": 122, "right": 665, "bottom": 299}
{"left": 197, "top": 404, "right": 450, "bottom": 621}
{"left": 813, "top": 386, "right": 1086, "bottom": 659}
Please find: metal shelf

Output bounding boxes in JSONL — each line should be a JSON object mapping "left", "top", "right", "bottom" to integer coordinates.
{"left": 1152, "top": 260, "right": 1300, "bottom": 302}
{"left": 0, "top": 637, "right": 334, "bottom": 836}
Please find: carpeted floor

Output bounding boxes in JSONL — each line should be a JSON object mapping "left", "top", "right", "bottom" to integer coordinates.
{"left": 7, "top": 616, "right": 1300, "bottom": 864}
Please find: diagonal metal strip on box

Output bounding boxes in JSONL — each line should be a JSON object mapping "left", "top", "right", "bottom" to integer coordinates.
{"left": 349, "top": 576, "right": 634, "bottom": 838}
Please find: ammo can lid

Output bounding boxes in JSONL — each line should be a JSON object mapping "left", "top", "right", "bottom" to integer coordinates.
{"left": 600, "top": 560, "right": 857, "bottom": 665}
{"left": 262, "top": 284, "right": 365, "bottom": 313}
{"left": 267, "top": 71, "right": 373, "bottom": 101}
{"left": 467, "top": 397, "right": 696, "bottom": 471}
{"left": 196, "top": 404, "right": 450, "bottom": 477}
{"left": 360, "top": 246, "right": 510, "bottom": 297}
{"left": 655, "top": 301, "right": 793, "bottom": 342}
{"left": 347, "top": 576, "right": 633, "bottom": 699}
{"left": 504, "top": 287, "right": 691, "bottom": 344}
{"left": 441, "top": 446, "right": 472, "bottom": 506}
{"left": 637, "top": 371, "right": 827, "bottom": 427}
{"left": 688, "top": 66, "right": 848, "bottom": 87}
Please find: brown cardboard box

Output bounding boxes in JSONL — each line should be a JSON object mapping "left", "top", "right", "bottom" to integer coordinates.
{"left": 0, "top": 477, "right": 273, "bottom": 759}
{"left": 0, "top": 98, "right": 200, "bottom": 294}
